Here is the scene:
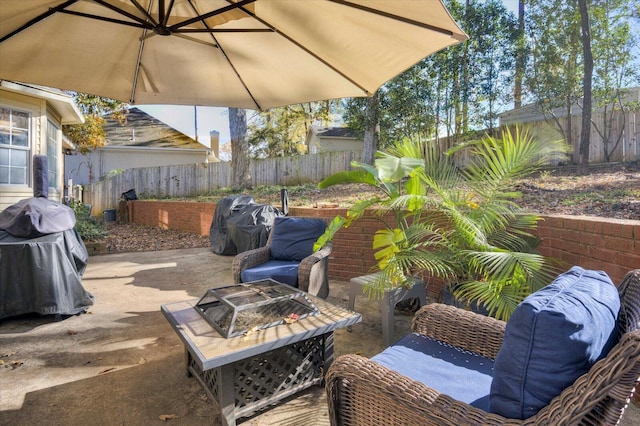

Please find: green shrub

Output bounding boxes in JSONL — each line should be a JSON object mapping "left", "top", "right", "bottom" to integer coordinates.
{"left": 69, "top": 200, "right": 107, "bottom": 241}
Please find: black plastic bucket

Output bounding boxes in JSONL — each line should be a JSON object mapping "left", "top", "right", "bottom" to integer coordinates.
{"left": 103, "top": 209, "right": 116, "bottom": 222}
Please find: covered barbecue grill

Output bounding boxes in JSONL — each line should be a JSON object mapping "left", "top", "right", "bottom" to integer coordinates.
{"left": 0, "top": 156, "right": 93, "bottom": 319}
{"left": 209, "top": 195, "right": 285, "bottom": 256}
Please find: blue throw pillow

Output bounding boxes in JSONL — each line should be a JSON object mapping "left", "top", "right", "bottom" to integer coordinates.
{"left": 270, "top": 217, "right": 326, "bottom": 262}
{"left": 489, "top": 266, "right": 620, "bottom": 420}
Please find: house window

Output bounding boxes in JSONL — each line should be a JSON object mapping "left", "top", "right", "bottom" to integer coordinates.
{"left": 47, "top": 120, "right": 60, "bottom": 188}
{"left": 0, "top": 107, "right": 30, "bottom": 185}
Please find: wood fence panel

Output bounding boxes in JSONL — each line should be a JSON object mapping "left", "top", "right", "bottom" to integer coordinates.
{"left": 85, "top": 151, "right": 361, "bottom": 211}
{"left": 623, "top": 111, "right": 639, "bottom": 161}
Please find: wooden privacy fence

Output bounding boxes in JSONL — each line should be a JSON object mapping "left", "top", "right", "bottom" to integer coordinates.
{"left": 500, "top": 107, "right": 640, "bottom": 164}
{"left": 84, "top": 150, "right": 361, "bottom": 215}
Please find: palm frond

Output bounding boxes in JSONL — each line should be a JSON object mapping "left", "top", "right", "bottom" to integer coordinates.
{"left": 454, "top": 279, "right": 530, "bottom": 321}
{"left": 375, "top": 152, "right": 424, "bottom": 182}
{"left": 313, "top": 216, "right": 345, "bottom": 251}
{"left": 318, "top": 169, "right": 377, "bottom": 188}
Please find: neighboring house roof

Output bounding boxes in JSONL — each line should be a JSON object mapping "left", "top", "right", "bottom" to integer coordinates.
{"left": 103, "top": 107, "right": 208, "bottom": 150}
{"left": 305, "top": 125, "right": 360, "bottom": 148}
{"left": 310, "top": 126, "right": 359, "bottom": 139}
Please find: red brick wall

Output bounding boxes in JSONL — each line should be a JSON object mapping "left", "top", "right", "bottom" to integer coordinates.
{"left": 129, "top": 200, "right": 216, "bottom": 236}
{"left": 536, "top": 215, "right": 639, "bottom": 285}
{"left": 129, "top": 201, "right": 639, "bottom": 286}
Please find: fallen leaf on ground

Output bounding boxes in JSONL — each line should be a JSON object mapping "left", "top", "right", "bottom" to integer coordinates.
{"left": 284, "top": 313, "right": 300, "bottom": 324}
{"left": 159, "top": 414, "right": 178, "bottom": 421}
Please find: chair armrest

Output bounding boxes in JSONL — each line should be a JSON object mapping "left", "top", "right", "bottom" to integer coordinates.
{"left": 298, "top": 242, "right": 332, "bottom": 297}
{"left": 326, "top": 354, "right": 511, "bottom": 426}
{"left": 231, "top": 246, "right": 271, "bottom": 283}
{"left": 298, "top": 242, "right": 332, "bottom": 270}
{"left": 531, "top": 329, "right": 640, "bottom": 425}
{"left": 411, "top": 303, "right": 506, "bottom": 360}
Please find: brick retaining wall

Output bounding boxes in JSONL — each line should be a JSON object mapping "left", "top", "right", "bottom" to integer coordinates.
{"left": 128, "top": 200, "right": 639, "bottom": 288}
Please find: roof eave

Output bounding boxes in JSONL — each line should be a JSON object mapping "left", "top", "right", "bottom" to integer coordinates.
{"left": 1, "top": 80, "right": 84, "bottom": 125}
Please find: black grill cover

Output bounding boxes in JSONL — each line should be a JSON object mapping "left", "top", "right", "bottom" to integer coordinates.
{"left": 0, "top": 153, "right": 93, "bottom": 319}
{"left": 0, "top": 228, "right": 93, "bottom": 319}
{"left": 0, "top": 197, "right": 76, "bottom": 238}
{"left": 210, "top": 195, "right": 256, "bottom": 255}
{"left": 226, "top": 204, "right": 284, "bottom": 254}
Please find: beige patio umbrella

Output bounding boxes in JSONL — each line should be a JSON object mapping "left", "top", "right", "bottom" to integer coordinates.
{"left": 0, "top": 0, "right": 467, "bottom": 110}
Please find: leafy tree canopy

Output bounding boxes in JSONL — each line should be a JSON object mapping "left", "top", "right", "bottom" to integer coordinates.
{"left": 63, "top": 93, "right": 127, "bottom": 154}
{"left": 247, "top": 100, "right": 341, "bottom": 158}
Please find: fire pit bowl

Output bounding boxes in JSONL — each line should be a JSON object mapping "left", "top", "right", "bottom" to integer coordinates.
{"left": 194, "top": 279, "right": 319, "bottom": 338}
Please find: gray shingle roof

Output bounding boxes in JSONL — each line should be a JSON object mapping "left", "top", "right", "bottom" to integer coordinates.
{"left": 103, "top": 107, "right": 208, "bottom": 149}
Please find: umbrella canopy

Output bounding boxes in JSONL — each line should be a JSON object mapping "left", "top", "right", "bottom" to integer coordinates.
{"left": 0, "top": 0, "right": 467, "bottom": 110}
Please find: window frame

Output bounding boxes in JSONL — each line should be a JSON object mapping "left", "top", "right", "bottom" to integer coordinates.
{"left": 0, "top": 106, "right": 31, "bottom": 186}
{"left": 46, "top": 119, "right": 60, "bottom": 189}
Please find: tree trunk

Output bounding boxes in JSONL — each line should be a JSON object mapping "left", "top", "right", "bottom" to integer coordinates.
{"left": 577, "top": 0, "right": 593, "bottom": 175}
{"left": 514, "top": 0, "right": 525, "bottom": 109}
{"left": 462, "top": 0, "right": 472, "bottom": 132}
{"left": 362, "top": 90, "right": 380, "bottom": 165}
{"left": 229, "top": 108, "right": 251, "bottom": 189}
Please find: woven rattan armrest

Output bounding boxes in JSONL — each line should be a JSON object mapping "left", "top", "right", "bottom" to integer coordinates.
{"left": 297, "top": 242, "right": 332, "bottom": 287}
{"left": 411, "top": 303, "right": 506, "bottom": 360}
{"left": 297, "top": 242, "right": 332, "bottom": 297}
{"left": 231, "top": 246, "right": 271, "bottom": 283}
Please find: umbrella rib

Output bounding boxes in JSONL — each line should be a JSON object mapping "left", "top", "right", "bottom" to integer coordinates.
{"left": 0, "top": 0, "right": 79, "bottom": 43}
{"left": 92, "top": 0, "right": 156, "bottom": 28}
{"left": 130, "top": 0, "right": 157, "bottom": 104}
{"left": 328, "top": 0, "right": 460, "bottom": 39}
{"left": 169, "top": 0, "right": 257, "bottom": 32}
{"left": 176, "top": 28, "right": 271, "bottom": 33}
{"left": 184, "top": 0, "right": 262, "bottom": 110}
{"left": 56, "top": 9, "right": 148, "bottom": 30}
{"left": 162, "top": 0, "right": 177, "bottom": 26}
{"left": 128, "top": 0, "right": 159, "bottom": 27}
{"left": 229, "top": 1, "right": 371, "bottom": 96}
{"left": 158, "top": 0, "right": 165, "bottom": 25}
{"left": 170, "top": 33, "right": 217, "bottom": 48}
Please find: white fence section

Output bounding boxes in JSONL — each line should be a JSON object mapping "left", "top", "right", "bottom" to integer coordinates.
{"left": 84, "top": 151, "right": 362, "bottom": 214}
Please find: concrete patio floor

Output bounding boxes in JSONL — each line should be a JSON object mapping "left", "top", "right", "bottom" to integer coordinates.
{"left": 1, "top": 247, "right": 638, "bottom": 425}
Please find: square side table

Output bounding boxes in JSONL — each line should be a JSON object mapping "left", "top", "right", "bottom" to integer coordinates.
{"left": 348, "top": 273, "right": 426, "bottom": 347}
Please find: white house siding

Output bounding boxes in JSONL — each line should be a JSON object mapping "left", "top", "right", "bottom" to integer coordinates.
{"left": 309, "top": 136, "right": 363, "bottom": 154}
{"left": 305, "top": 126, "right": 363, "bottom": 154}
{"left": 0, "top": 83, "right": 82, "bottom": 211}
{"left": 66, "top": 145, "right": 209, "bottom": 185}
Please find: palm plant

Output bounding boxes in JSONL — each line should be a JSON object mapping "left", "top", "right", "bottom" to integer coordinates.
{"left": 315, "top": 127, "right": 567, "bottom": 320}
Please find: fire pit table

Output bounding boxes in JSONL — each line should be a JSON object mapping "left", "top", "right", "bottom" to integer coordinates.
{"left": 161, "top": 279, "right": 361, "bottom": 426}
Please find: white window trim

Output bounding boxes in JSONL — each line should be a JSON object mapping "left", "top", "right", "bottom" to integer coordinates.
{"left": 0, "top": 105, "right": 32, "bottom": 186}
{"left": 46, "top": 119, "right": 60, "bottom": 189}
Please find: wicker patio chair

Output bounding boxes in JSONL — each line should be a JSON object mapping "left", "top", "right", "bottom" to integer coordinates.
{"left": 326, "top": 269, "right": 640, "bottom": 425}
{"left": 232, "top": 216, "right": 332, "bottom": 298}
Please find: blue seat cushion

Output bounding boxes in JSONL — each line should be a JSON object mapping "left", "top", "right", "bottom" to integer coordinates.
{"left": 270, "top": 217, "right": 326, "bottom": 261}
{"left": 240, "top": 260, "right": 300, "bottom": 288}
{"left": 371, "top": 333, "right": 494, "bottom": 411}
{"left": 490, "top": 266, "right": 620, "bottom": 419}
